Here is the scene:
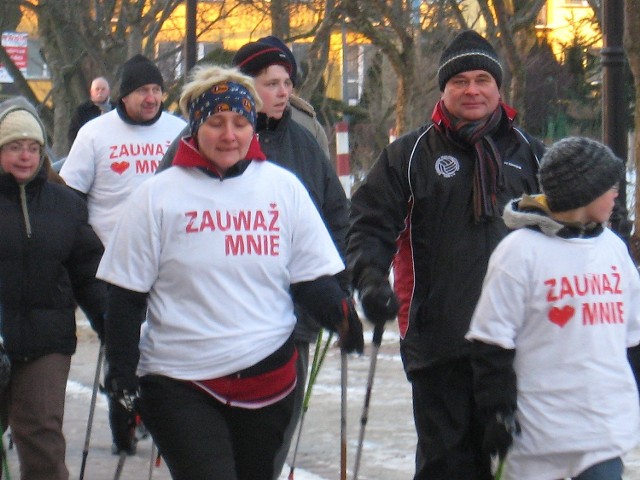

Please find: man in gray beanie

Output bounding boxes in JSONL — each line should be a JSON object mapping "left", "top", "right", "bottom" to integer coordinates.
{"left": 59, "top": 54, "right": 186, "bottom": 456}
{"left": 466, "top": 137, "right": 638, "bottom": 479}
{"left": 347, "top": 30, "right": 545, "bottom": 479}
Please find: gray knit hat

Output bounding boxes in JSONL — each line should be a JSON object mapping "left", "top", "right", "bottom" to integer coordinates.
{"left": 539, "top": 137, "right": 625, "bottom": 212}
{"left": 0, "top": 96, "right": 46, "bottom": 149}
{"left": 438, "top": 30, "right": 503, "bottom": 91}
{"left": 0, "top": 109, "right": 45, "bottom": 148}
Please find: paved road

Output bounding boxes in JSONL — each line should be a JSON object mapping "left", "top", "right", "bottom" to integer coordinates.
{"left": 3, "top": 318, "right": 640, "bottom": 479}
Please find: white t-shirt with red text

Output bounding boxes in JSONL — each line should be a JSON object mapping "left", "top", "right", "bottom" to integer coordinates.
{"left": 96, "top": 161, "right": 345, "bottom": 380}
{"left": 60, "top": 109, "right": 186, "bottom": 244}
{"left": 467, "top": 227, "right": 640, "bottom": 479}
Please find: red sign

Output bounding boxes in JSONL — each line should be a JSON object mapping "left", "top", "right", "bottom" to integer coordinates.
{"left": 1, "top": 32, "right": 28, "bottom": 83}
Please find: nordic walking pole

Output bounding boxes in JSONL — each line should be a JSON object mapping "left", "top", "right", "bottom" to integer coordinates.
{"left": 494, "top": 458, "right": 505, "bottom": 480}
{"left": 352, "top": 323, "right": 384, "bottom": 480}
{"left": 340, "top": 347, "right": 348, "bottom": 480}
{"left": 148, "top": 442, "right": 156, "bottom": 479}
{"left": 0, "top": 418, "right": 11, "bottom": 480}
{"left": 113, "top": 451, "right": 127, "bottom": 480}
{"left": 288, "top": 330, "right": 334, "bottom": 480}
{"left": 79, "top": 343, "right": 105, "bottom": 480}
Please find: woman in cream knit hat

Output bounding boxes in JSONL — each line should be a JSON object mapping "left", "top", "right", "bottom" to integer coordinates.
{"left": 0, "top": 97, "right": 106, "bottom": 480}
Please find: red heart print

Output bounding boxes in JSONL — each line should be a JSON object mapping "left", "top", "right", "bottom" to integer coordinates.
{"left": 111, "top": 161, "right": 130, "bottom": 175}
{"left": 548, "top": 305, "right": 575, "bottom": 328}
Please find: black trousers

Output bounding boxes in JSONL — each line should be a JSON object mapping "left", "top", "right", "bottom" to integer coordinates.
{"left": 138, "top": 374, "right": 294, "bottom": 480}
{"left": 410, "top": 357, "right": 492, "bottom": 480}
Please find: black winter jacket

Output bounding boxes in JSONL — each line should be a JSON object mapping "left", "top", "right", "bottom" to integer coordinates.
{"left": 68, "top": 99, "right": 116, "bottom": 145}
{"left": 348, "top": 112, "right": 545, "bottom": 374}
{"left": 256, "top": 109, "right": 350, "bottom": 341}
{"left": 0, "top": 163, "right": 107, "bottom": 362}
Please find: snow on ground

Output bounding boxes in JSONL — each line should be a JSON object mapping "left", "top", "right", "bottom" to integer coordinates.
{"left": 4, "top": 317, "right": 640, "bottom": 479}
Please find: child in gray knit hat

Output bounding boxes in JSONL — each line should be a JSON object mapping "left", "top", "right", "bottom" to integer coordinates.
{"left": 465, "top": 136, "right": 640, "bottom": 479}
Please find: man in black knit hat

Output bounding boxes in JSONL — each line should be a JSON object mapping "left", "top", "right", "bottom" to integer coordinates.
{"left": 61, "top": 54, "right": 185, "bottom": 247}
{"left": 347, "top": 30, "right": 545, "bottom": 479}
{"left": 60, "top": 53, "right": 186, "bottom": 456}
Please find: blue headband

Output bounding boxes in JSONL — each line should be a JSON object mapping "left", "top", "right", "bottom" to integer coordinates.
{"left": 188, "top": 81, "right": 257, "bottom": 135}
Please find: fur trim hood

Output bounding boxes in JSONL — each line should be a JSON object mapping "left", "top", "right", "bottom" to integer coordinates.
{"left": 504, "top": 194, "right": 603, "bottom": 239}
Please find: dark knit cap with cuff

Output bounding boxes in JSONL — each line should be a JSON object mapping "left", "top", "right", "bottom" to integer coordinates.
{"left": 118, "top": 54, "right": 164, "bottom": 100}
{"left": 539, "top": 136, "right": 625, "bottom": 212}
{"left": 256, "top": 36, "right": 298, "bottom": 86}
{"left": 233, "top": 41, "right": 294, "bottom": 80}
{"left": 438, "top": 30, "right": 503, "bottom": 91}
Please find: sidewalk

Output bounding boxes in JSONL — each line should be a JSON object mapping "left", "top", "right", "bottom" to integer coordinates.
{"left": 1, "top": 320, "right": 415, "bottom": 480}
{"left": 3, "top": 319, "right": 640, "bottom": 479}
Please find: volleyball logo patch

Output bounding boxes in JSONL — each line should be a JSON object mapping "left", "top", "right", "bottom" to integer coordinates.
{"left": 435, "top": 155, "right": 459, "bottom": 178}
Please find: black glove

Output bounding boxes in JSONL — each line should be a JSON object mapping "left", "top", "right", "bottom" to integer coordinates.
{"left": 105, "top": 373, "right": 139, "bottom": 455}
{"left": 338, "top": 298, "right": 364, "bottom": 354}
{"left": 358, "top": 268, "right": 399, "bottom": 325}
{"left": 482, "top": 409, "right": 521, "bottom": 460}
{"left": 627, "top": 344, "right": 640, "bottom": 397}
{"left": 91, "top": 313, "right": 105, "bottom": 343}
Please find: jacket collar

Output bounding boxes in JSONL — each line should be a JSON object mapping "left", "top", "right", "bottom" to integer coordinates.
{"left": 171, "top": 135, "right": 266, "bottom": 179}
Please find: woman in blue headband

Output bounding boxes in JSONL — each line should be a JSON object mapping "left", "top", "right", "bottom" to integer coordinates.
{"left": 96, "top": 65, "right": 363, "bottom": 480}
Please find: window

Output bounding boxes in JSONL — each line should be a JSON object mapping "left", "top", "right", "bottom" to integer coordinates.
{"left": 157, "top": 42, "right": 182, "bottom": 83}
{"left": 344, "top": 44, "right": 373, "bottom": 106}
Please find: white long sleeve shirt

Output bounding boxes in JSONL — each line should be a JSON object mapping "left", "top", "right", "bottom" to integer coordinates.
{"left": 467, "top": 227, "right": 640, "bottom": 479}
{"left": 97, "top": 161, "right": 344, "bottom": 380}
{"left": 60, "top": 109, "right": 186, "bottom": 244}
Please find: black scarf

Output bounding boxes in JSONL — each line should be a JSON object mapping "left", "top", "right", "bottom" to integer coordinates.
{"left": 433, "top": 100, "right": 506, "bottom": 222}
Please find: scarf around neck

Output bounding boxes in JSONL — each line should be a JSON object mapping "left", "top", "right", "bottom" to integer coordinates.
{"left": 172, "top": 134, "right": 266, "bottom": 178}
{"left": 432, "top": 100, "right": 516, "bottom": 222}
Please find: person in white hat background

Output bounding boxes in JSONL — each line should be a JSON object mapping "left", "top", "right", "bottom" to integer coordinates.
{"left": 467, "top": 137, "right": 640, "bottom": 479}
{"left": 0, "top": 96, "right": 106, "bottom": 479}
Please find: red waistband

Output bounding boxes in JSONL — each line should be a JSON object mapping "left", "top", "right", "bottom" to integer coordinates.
{"left": 190, "top": 348, "right": 298, "bottom": 406}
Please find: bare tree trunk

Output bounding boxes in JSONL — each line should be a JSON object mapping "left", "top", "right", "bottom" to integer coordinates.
{"left": 296, "top": 0, "right": 339, "bottom": 100}
{"left": 270, "top": 0, "right": 290, "bottom": 39}
{"left": 476, "top": 0, "right": 546, "bottom": 120}
{"left": 342, "top": 0, "right": 416, "bottom": 135}
{"left": 37, "top": 0, "right": 92, "bottom": 155}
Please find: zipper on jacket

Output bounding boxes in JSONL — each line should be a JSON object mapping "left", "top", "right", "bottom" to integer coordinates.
{"left": 19, "top": 185, "right": 33, "bottom": 238}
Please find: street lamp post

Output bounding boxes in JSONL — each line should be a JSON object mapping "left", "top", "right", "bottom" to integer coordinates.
{"left": 185, "top": 0, "right": 197, "bottom": 80}
{"left": 601, "top": 0, "right": 630, "bottom": 239}
{"left": 602, "top": 0, "right": 626, "bottom": 158}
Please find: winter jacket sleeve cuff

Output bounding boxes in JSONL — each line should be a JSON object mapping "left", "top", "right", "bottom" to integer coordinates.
{"left": 470, "top": 340, "right": 517, "bottom": 413}
{"left": 291, "top": 275, "right": 347, "bottom": 332}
